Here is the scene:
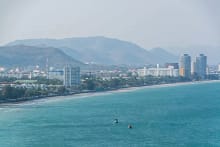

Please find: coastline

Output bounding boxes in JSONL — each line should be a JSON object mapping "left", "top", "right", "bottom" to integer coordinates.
{"left": 1, "top": 80, "right": 220, "bottom": 106}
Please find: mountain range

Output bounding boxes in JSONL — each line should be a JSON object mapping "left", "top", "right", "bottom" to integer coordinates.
{"left": 0, "top": 45, "right": 83, "bottom": 67}
{"left": 4, "top": 36, "right": 178, "bottom": 67}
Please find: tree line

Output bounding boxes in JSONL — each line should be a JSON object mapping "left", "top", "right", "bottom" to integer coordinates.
{"left": 0, "top": 74, "right": 218, "bottom": 102}
{"left": 80, "top": 76, "right": 191, "bottom": 91}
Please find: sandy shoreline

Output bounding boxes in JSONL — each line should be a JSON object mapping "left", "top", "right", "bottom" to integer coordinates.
{"left": 1, "top": 80, "right": 220, "bottom": 107}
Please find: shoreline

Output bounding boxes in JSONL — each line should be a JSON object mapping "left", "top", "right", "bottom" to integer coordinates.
{"left": 1, "top": 80, "right": 220, "bottom": 106}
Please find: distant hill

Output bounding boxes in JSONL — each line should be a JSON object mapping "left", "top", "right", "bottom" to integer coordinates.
{"left": 0, "top": 45, "right": 83, "bottom": 67}
{"left": 7, "top": 36, "right": 178, "bottom": 65}
{"left": 149, "top": 47, "right": 178, "bottom": 64}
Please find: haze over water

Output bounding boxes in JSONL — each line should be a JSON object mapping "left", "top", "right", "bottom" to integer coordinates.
{"left": 1, "top": 82, "right": 220, "bottom": 146}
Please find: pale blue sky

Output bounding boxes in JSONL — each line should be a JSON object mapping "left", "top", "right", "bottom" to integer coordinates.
{"left": 0, "top": 0, "right": 220, "bottom": 51}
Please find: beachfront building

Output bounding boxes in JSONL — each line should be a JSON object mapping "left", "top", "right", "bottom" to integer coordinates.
{"left": 165, "top": 63, "right": 179, "bottom": 69}
{"left": 63, "top": 66, "right": 80, "bottom": 87}
{"left": 137, "top": 64, "right": 179, "bottom": 77}
{"left": 179, "top": 54, "right": 191, "bottom": 78}
{"left": 191, "top": 61, "right": 196, "bottom": 75}
{"left": 195, "top": 54, "right": 207, "bottom": 79}
{"left": 218, "top": 64, "right": 220, "bottom": 72}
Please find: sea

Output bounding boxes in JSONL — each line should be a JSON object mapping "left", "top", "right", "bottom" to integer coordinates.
{"left": 1, "top": 82, "right": 220, "bottom": 147}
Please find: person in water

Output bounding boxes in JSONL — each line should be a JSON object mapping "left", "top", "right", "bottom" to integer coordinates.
{"left": 114, "top": 119, "right": 119, "bottom": 124}
{"left": 128, "top": 124, "right": 132, "bottom": 129}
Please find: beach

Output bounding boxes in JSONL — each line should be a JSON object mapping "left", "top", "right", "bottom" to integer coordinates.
{"left": 1, "top": 80, "right": 220, "bottom": 107}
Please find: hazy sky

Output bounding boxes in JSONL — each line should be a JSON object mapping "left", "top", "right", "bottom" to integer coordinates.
{"left": 1, "top": 0, "right": 220, "bottom": 51}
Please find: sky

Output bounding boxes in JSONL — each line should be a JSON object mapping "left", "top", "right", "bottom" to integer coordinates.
{"left": 0, "top": 0, "right": 220, "bottom": 59}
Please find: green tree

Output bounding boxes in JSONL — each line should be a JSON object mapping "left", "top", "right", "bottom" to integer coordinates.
{"left": 57, "top": 86, "right": 66, "bottom": 94}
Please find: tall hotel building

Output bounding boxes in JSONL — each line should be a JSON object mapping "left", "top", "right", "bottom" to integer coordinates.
{"left": 195, "top": 54, "right": 207, "bottom": 79}
{"left": 179, "top": 54, "right": 191, "bottom": 78}
{"left": 63, "top": 66, "right": 80, "bottom": 87}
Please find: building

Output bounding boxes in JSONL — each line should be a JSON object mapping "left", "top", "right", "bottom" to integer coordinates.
{"left": 218, "top": 64, "right": 220, "bottom": 72}
{"left": 63, "top": 66, "right": 80, "bottom": 87}
{"left": 48, "top": 70, "right": 64, "bottom": 80}
{"left": 137, "top": 64, "right": 179, "bottom": 77}
{"left": 179, "top": 54, "right": 191, "bottom": 78}
{"left": 191, "top": 61, "right": 196, "bottom": 75}
{"left": 165, "top": 63, "right": 179, "bottom": 69}
{"left": 195, "top": 54, "right": 207, "bottom": 79}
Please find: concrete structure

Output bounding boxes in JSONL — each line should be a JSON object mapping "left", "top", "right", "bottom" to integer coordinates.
{"left": 191, "top": 61, "right": 196, "bottom": 75}
{"left": 179, "top": 54, "right": 191, "bottom": 78}
{"left": 218, "top": 64, "right": 220, "bottom": 72}
{"left": 165, "top": 63, "right": 179, "bottom": 69}
{"left": 49, "top": 70, "right": 64, "bottom": 80}
{"left": 195, "top": 54, "right": 207, "bottom": 79}
{"left": 137, "top": 65, "right": 179, "bottom": 77}
{"left": 63, "top": 66, "right": 80, "bottom": 87}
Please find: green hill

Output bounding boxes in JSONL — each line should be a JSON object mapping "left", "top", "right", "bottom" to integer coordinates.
{"left": 0, "top": 45, "right": 83, "bottom": 67}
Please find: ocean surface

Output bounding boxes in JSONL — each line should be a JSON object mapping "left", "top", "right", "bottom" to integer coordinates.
{"left": 1, "top": 82, "right": 220, "bottom": 147}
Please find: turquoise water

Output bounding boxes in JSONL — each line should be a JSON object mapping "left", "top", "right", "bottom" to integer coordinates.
{"left": 1, "top": 82, "right": 220, "bottom": 146}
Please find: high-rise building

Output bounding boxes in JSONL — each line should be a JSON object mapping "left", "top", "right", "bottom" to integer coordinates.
{"left": 179, "top": 54, "right": 191, "bottom": 78}
{"left": 63, "top": 66, "right": 80, "bottom": 87}
{"left": 195, "top": 54, "right": 207, "bottom": 79}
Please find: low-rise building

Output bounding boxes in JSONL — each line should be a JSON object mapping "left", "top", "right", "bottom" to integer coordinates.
{"left": 137, "top": 64, "right": 179, "bottom": 77}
